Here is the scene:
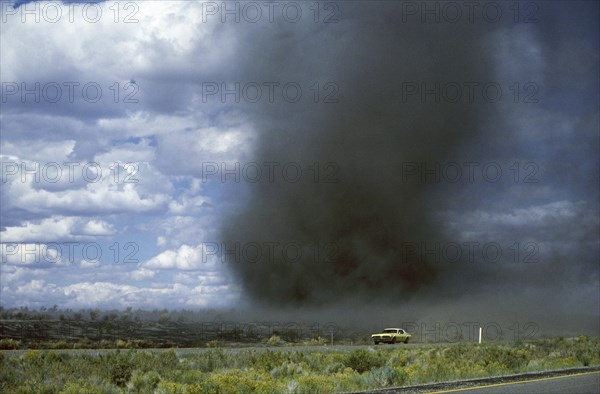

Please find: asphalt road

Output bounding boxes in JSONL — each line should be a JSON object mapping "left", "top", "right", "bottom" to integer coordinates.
{"left": 428, "top": 371, "right": 599, "bottom": 394}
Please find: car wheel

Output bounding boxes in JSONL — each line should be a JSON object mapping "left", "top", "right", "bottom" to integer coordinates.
{"left": 391, "top": 338, "right": 396, "bottom": 344}
{"left": 404, "top": 338, "right": 409, "bottom": 344}
{"left": 374, "top": 341, "right": 380, "bottom": 345}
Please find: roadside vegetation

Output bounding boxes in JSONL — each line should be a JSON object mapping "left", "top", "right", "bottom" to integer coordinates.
{"left": 1, "top": 336, "right": 598, "bottom": 393}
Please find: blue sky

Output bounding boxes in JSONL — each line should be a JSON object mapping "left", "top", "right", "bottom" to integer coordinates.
{"left": 0, "top": 0, "right": 598, "bottom": 316}
{"left": 0, "top": 0, "right": 253, "bottom": 308}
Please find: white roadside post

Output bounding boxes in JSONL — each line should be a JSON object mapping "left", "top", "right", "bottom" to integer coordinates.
{"left": 478, "top": 327, "right": 482, "bottom": 344}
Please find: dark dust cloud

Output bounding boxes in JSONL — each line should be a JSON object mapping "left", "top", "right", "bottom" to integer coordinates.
{"left": 218, "top": 1, "right": 599, "bottom": 331}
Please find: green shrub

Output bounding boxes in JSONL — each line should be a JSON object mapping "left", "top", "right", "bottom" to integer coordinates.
{"left": 345, "top": 349, "right": 384, "bottom": 373}
{"left": 323, "top": 361, "right": 345, "bottom": 374}
{"left": 267, "top": 334, "right": 285, "bottom": 346}
{"left": 205, "top": 369, "right": 280, "bottom": 394}
{"left": 247, "top": 350, "right": 288, "bottom": 372}
{"left": 577, "top": 350, "right": 593, "bottom": 366}
{"left": 160, "top": 349, "right": 179, "bottom": 365}
{"left": 60, "top": 381, "right": 120, "bottom": 394}
{"left": 270, "top": 361, "right": 305, "bottom": 378}
{"left": 21, "top": 349, "right": 43, "bottom": 366}
{"left": 125, "top": 339, "right": 154, "bottom": 349}
{"left": 302, "top": 337, "right": 327, "bottom": 346}
{"left": 206, "top": 340, "right": 224, "bottom": 348}
{"left": 367, "top": 365, "right": 407, "bottom": 387}
{"left": 105, "top": 351, "right": 135, "bottom": 387}
{"left": 0, "top": 338, "right": 21, "bottom": 349}
{"left": 127, "top": 369, "right": 161, "bottom": 393}
{"left": 171, "top": 369, "right": 207, "bottom": 384}
{"left": 194, "top": 349, "right": 228, "bottom": 372}
{"left": 44, "top": 350, "right": 65, "bottom": 363}
{"left": 295, "top": 375, "right": 335, "bottom": 393}
{"left": 155, "top": 381, "right": 189, "bottom": 394}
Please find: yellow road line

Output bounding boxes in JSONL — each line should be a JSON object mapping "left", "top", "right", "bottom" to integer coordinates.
{"left": 428, "top": 371, "right": 600, "bottom": 393}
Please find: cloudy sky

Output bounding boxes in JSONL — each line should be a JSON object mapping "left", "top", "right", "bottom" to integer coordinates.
{"left": 0, "top": 0, "right": 598, "bottom": 329}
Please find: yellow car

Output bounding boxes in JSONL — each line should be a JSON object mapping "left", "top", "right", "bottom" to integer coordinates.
{"left": 371, "top": 328, "right": 411, "bottom": 344}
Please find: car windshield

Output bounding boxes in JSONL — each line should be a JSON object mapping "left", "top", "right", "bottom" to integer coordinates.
{"left": 383, "top": 329, "right": 397, "bottom": 333}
